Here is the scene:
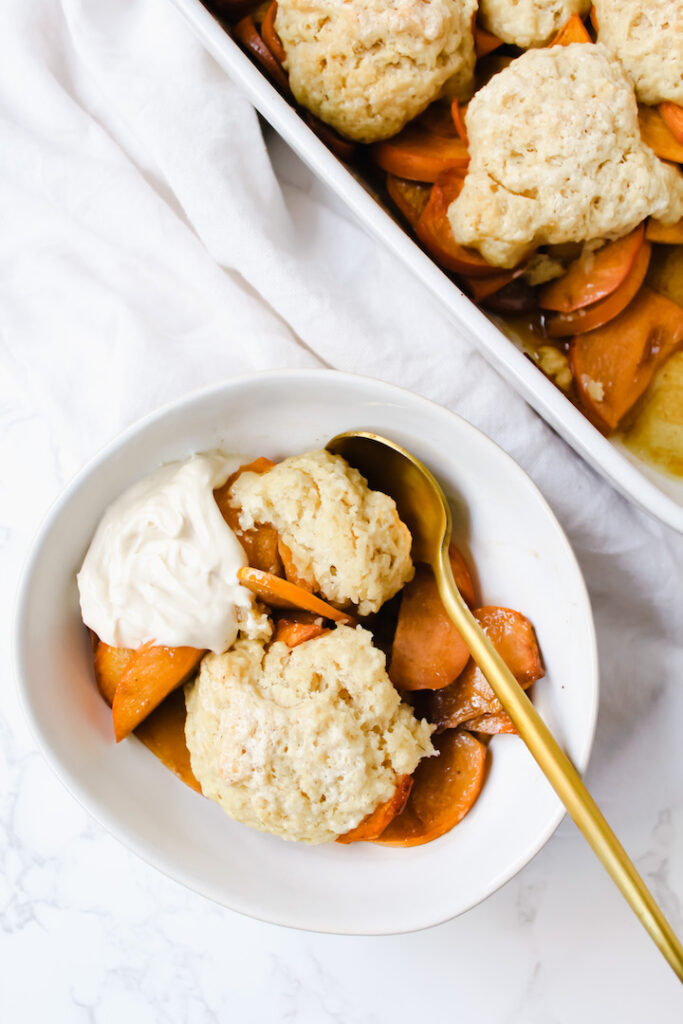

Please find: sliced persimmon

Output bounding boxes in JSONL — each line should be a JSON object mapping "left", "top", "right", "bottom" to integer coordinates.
{"left": 304, "top": 112, "right": 357, "bottom": 162}
{"left": 646, "top": 217, "right": 683, "bottom": 245}
{"left": 237, "top": 567, "right": 355, "bottom": 623}
{"left": 415, "top": 103, "right": 459, "bottom": 138}
{"left": 336, "top": 775, "right": 413, "bottom": 843}
{"left": 416, "top": 170, "right": 501, "bottom": 277}
{"left": 465, "top": 606, "right": 544, "bottom": 688}
{"left": 460, "top": 712, "right": 517, "bottom": 735}
{"left": 273, "top": 617, "right": 328, "bottom": 647}
{"left": 638, "top": 105, "right": 683, "bottom": 163}
{"left": 429, "top": 660, "right": 499, "bottom": 729}
{"left": 374, "top": 732, "right": 486, "bottom": 846}
{"left": 463, "top": 265, "right": 526, "bottom": 301}
{"left": 275, "top": 608, "right": 322, "bottom": 624}
{"left": 135, "top": 689, "right": 202, "bottom": 793}
{"left": 474, "top": 25, "right": 504, "bottom": 58}
{"left": 249, "top": 526, "right": 282, "bottom": 575}
{"left": 94, "top": 642, "right": 133, "bottom": 705}
{"left": 92, "top": 641, "right": 200, "bottom": 790}
{"left": 447, "top": 545, "right": 477, "bottom": 607}
{"left": 539, "top": 225, "right": 644, "bottom": 313}
{"left": 450, "top": 99, "right": 468, "bottom": 142}
{"left": 428, "top": 606, "right": 544, "bottom": 731}
{"left": 481, "top": 277, "right": 537, "bottom": 313}
{"left": 214, "top": 457, "right": 283, "bottom": 576}
{"left": 386, "top": 175, "right": 431, "bottom": 229}
{"left": 570, "top": 285, "right": 683, "bottom": 432}
{"left": 233, "top": 16, "right": 291, "bottom": 94}
{"left": 659, "top": 102, "right": 683, "bottom": 146}
{"left": 370, "top": 129, "right": 468, "bottom": 183}
{"left": 389, "top": 546, "right": 475, "bottom": 691}
{"left": 261, "top": 2, "right": 285, "bottom": 64}
{"left": 230, "top": 456, "right": 276, "bottom": 479}
{"left": 546, "top": 241, "right": 651, "bottom": 337}
{"left": 278, "top": 539, "right": 313, "bottom": 590}
{"left": 112, "top": 644, "right": 205, "bottom": 742}
{"left": 551, "top": 13, "right": 592, "bottom": 45}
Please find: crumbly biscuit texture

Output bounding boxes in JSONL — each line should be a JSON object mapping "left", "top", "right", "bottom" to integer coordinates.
{"left": 523, "top": 252, "right": 565, "bottom": 285}
{"left": 478, "top": 0, "right": 591, "bottom": 48}
{"left": 595, "top": 0, "right": 683, "bottom": 105}
{"left": 185, "top": 626, "right": 434, "bottom": 843}
{"left": 235, "top": 601, "right": 273, "bottom": 642}
{"left": 449, "top": 44, "right": 683, "bottom": 267}
{"left": 230, "top": 449, "right": 413, "bottom": 615}
{"left": 274, "top": 0, "right": 477, "bottom": 142}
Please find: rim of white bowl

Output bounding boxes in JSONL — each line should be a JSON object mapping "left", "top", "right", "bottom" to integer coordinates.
{"left": 13, "top": 368, "right": 600, "bottom": 934}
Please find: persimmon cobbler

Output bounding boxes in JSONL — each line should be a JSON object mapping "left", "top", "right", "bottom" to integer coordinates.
{"left": 79, "top": 448, "right": 544, "bottom": 847}
{"left": 218, "top": 0, "right": 683, "bottom": 474}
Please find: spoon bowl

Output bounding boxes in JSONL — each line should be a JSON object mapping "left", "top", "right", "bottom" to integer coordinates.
{"left": 326, "top": 430, "right": 450, "bottom": 565}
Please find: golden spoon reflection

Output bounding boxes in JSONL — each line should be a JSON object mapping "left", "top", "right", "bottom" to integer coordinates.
{"left": 326, "top": 429, "right": 683, "bottom": 982}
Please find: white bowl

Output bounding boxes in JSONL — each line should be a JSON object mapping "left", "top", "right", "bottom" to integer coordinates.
{"left": 14, "top": 370, "right": 598, "bottom": 934}
{"left": 167, "top": 0, "right": 683, "bottom": 533}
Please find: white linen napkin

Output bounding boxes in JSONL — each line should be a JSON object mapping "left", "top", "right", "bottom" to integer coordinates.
{"left": 1, "top": 0, "right": 682, "bottom": 857}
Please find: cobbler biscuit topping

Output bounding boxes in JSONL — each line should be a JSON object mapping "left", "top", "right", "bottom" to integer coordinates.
{"left": 274, "top": 0, "right": 477, "bottom": 142}
{"left": 595, "top": 0, "right": 683, "bottom": 106}
{"left": 230, "top": 449, "right": 414, "bottom": 615}
{"left": 478, "top": 0, "right": 591, "bottom": 49}
{"left": 185, "top": 626, "right": 434, "bottom": 843}
{"left": 449, "top": 44, "right": 683, "bottom": 267}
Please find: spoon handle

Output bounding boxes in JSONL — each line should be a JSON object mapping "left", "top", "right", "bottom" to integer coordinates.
{"left": 435, "top": 548, "right": 683, "bottom": 982}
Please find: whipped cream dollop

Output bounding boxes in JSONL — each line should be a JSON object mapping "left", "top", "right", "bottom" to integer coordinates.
{"left": 78, "top": 453, "right": 254, "bottom": 653}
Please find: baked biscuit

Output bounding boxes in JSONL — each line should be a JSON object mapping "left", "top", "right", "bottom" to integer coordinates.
{"left": 230, "top": 449, "right": 413, "bottom": 615}
{"left": 449, "top": 44, "right": 683, "bottom": 267}
{"left": 185, "top": 627, "right": 434, "bottom": 843}
{"left": 595, "top": 0, "right": 683, "bottom": 106}
{"left": 478, "top": 0, "right": 591, "bottom": 49}
{"left": 274, "top": 0, "right": 477, "bottom": 142}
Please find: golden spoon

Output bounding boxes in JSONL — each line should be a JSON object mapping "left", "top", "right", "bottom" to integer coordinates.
{"left": 327, "top": 429, "right": 683, "bottom": 981}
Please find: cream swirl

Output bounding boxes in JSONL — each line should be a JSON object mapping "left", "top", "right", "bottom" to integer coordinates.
{"left": 78, "top": 454, "right": 253, "bottom": 653}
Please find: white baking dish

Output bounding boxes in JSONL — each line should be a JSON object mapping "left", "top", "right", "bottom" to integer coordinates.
{"left": 168, "top": 0, "right": 683, "bottom": 533}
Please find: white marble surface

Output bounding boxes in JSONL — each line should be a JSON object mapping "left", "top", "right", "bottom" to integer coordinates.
{"left": 2, "top": 0, "right": 683, "bottom": 1017}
